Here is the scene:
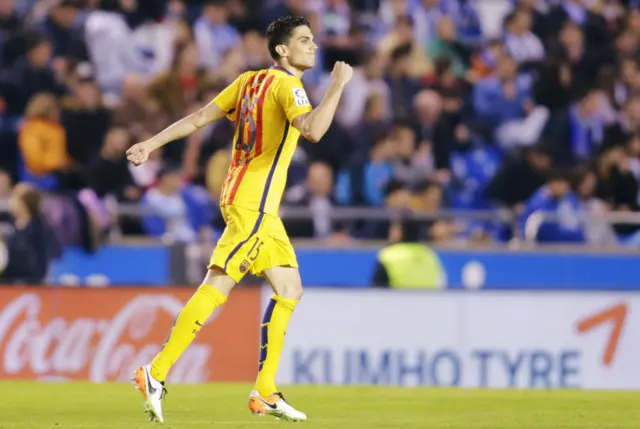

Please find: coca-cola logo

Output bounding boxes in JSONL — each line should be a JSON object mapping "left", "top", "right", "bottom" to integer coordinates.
{"left": 0, "top": 293, "right": 217, "bottom": 383}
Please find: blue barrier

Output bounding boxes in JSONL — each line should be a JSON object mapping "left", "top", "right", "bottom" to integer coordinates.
{"left": 50, "top": 244, "right": 640, "bottom": 290}
{"left": 50, "top": 245, "right": 170, "bottom": 285}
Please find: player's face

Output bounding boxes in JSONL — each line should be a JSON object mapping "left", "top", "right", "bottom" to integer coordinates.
{"left": 285, "top": 25, "right": 317, "bottom": 70}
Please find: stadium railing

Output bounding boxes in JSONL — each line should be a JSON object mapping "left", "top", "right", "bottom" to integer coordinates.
{"left": 2, "top": 197, "right": 640, "bottom": 245}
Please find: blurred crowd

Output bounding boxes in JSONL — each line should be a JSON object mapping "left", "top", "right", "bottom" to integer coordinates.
{"left": 1, "top": 0, "right": 640, "bottom": 250}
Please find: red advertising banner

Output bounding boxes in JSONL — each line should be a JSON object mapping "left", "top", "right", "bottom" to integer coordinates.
{"left": 0, "top": 287, "right": 261, "bottom": 383}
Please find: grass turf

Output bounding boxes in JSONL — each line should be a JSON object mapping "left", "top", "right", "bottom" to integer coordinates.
{"left": 1, "top": 382, "right": 638, "bottom": 428}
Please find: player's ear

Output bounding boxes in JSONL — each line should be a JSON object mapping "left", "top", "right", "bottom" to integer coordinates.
{"left": 276, "top": 45, "right": 288, "bottom": 58}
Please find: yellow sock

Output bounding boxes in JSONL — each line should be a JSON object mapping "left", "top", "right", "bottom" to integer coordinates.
{"left": 255, "top": 294, "right": 299, "bottom": 396}
{"left": 150, "top": 284, "right": 227, "bottom": 382}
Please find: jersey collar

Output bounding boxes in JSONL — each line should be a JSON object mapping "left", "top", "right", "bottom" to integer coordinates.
{"left": 271, "top": 65, "right": 295, "bottom": 76}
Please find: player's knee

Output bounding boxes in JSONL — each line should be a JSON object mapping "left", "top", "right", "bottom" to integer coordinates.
{"left": 276, "top": 283, "right": 303, "bottom": 300}
{"left": 265, "top": 266, "right": 303, "bottom": 299}
{"left": 271, "top": 277, "right": 303, "bottom": 300}
{"left": 203, "top": 268, "right": 236, "bottom": 296}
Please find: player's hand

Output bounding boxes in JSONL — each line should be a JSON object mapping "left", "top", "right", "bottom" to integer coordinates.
{"left": 126, "top": 141, "right": 152, "bottom": 166}
{"left": 331, "top": 61, "right": 353, "bottom": 86}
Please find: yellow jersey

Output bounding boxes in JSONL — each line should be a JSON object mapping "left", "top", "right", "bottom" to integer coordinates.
{"left": 213, "top": 66, "right": 313, "bottom": 216}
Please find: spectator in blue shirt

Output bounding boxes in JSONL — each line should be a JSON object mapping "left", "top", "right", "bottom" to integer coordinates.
{"left": 521, "top": 170, "right": 585, "bottom": 243}
{"left": 141, "top": 165, "right": 213, "bottom": 243}
{"left": 472, "top": 54, "right": 533, "bottom": 133}
{"left": 194, "top": 0, "right": 240, "bottom": 70}
{"left": 363, "top": 133, "right": 396, "bottom": 206}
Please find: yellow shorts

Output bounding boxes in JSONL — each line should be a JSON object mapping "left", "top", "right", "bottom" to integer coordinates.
{"left": 209, "top": 205, "right": 298, "bottom": 283}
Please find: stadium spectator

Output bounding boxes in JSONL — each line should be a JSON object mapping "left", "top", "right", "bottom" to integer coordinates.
{"left": 380, "top": 16, "right": 432, "bottom": 79}
{"left": 365, "top": 179, "right": 413, "bottom": 240}
{"left": 362, "top": 133, "right": 395, "bottom": 207}
{"left": 386, "top": 43, "right": 422, "bottom": 120}
{"left": 0, "top": 34, "right": 65, "bottom": 115}
{"left": 285, "top": 161, "right": 336, "bottom": 239}
{"left": 148, "top": 41, "right": 206, "bottom": 123}
{"left": 472, "top": 54, "right": 533, "bottom": 138}
{"left": 0, "top": 169, "right": 12, "bottom": 224}
{"left": 18, "top": 93, "right": 72, "bottom": 190}
{"left": 521, "top": 170, "right": 585, "bottom": 243}
{"left": 89, "top": 126, "right": 138, "bottom": 201}
{"left": 41, "top": 0, "right": 86, "bottom": 61}
{"left": 486, "top": 144, "right": 551, "bottom": 212}
{"left": 0, "top": 0, "right": 26, "bottom": 68}
{"left": 371, "top": 218, "right": 444, "bottom": 288}
{"left": 348, "top": 91, "right": 392, "bottom": 155}
{"left": 391, "top": 120, "right": 434, "bottom": 187}
{"left": 412, "top": 89, "right": 455, "bottom": 172}
{"left": 61, "top": 78, "right": 111, "bottom": 165}
{"left": 194, "top": 0, "right": 241, "bottom": 70}
{"left": 141, "top": 165, "right": 213, "bottom": 243}
{"left": 0, "top": 183, "right": 61, "bottom": 284}
{"left": 503, "top": 9, "right": 545, "bottom": 67}
{"left": 426, "top": 16, "right": 469, "bottom": 80}
{"left": 314, "top": 50, "right": 391, "bottom": 132}
{"left": 541, "top": 86, "right": 607, "bottom": 166}
{"left": 112, "top": 73, "right": 168, "bottom": 141}
{"left": 448, "top": 123, "right": 501, "bottom": 210}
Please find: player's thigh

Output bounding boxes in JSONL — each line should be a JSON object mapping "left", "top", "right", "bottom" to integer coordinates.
{"left": 263, "top": 266, "right": 303, "bottom": 300}
{"left": 202, "top": 268, "right": 236, "bottom": 296}
{"left": 253, "top": 215, "right": 302, "bottom": 299}
{"left": 209, "top": 206, "right": 265, "bottom": 284}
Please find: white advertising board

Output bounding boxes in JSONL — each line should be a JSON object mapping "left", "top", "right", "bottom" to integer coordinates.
{"left": 265, "top": 290, "right": 640, "bottom": 389}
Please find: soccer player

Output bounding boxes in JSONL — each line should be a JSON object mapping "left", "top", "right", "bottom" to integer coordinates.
{"left": 126, "top": 15, "right": 352, "bottom": 423}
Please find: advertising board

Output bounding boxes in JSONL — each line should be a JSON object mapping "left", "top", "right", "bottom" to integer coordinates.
{"left": 0, "top": 287, "right": 261, "bottom": 382}
{"left": 273, "top": 290, "right": 640, "bottom": 389}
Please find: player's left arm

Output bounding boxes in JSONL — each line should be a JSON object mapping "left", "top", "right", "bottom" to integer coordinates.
{"left": 286, "top": 62, "right": 353, "bottom": 143}
{"left": 127, "top": 75, "right": 243, "bottom": 165}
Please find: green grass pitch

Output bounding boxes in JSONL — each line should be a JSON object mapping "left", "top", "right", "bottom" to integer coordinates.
{"left": 1, "top": 382, "right": 639, "bottom": 428}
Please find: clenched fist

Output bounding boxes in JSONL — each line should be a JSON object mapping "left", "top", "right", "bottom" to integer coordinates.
{"left": 126, "top": 141, "right": 152, "bottom": 166}
{"left": 331, "top": 61, "right": 353, "bottom": 86}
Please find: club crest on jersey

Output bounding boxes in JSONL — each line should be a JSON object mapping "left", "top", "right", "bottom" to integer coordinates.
{"left": 292, "top": 88, "right": 310, "bottom": 106}
{"left": 240, "top": 260, "right": 249, "bottom": 273}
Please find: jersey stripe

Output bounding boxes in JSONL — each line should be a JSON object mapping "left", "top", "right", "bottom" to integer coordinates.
{"left": 258, "top": 121, "right": 290, "bottom": 212}
{"left": 222, "top": 73, "right": 259, "bottom": 205}
{"left": 226, "top": 71, "right": 270, "bottom": 205}
{"left": 232, "top": 74, "right": 257, "bottom": 168}
{"left": 255, "top": 74, "right": 276, "bottom": 157}
{"left": 227, "top": 164, "right": 248, "bottom": 204}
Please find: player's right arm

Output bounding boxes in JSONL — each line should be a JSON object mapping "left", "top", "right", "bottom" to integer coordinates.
{"left": 288, "top": 62, "right": 353, "bottom": 143}
{"left": 127, "top": 74, "right": 244, "bottom": 166}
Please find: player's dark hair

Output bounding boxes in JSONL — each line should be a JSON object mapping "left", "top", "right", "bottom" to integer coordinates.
{"left": 266, "top": 15, "right": 310, "bottom": 61}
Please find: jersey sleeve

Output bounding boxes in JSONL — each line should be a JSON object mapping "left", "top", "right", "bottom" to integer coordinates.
{"left": 213, "top": 74, "right": 245, "bottom": 121}
{"left": 276, "top": 77, "right": 313, "bottom": 124}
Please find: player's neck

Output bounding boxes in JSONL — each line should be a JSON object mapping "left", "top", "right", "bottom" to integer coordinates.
{"left": 273, "top": 62, "right": 303, "bottom": 79}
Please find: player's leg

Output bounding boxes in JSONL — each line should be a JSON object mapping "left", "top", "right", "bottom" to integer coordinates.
{"left": 246, "top": 215, "right": 306, "bottom": 420}
{"left": 248, "top": 266, "right": 306, "bottom": 421}
{"left": 150, "top": 269, "right": 235, "bottom": 382}
{"left": 255, "top": 266, "right": 302, "bottom": 395}
{"left": 132, "top": 206, "right": 255, "bottom": 423}
{"left": 132, "top": 269, "right": 236, "bottom": 423}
